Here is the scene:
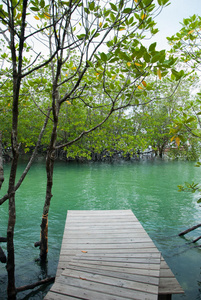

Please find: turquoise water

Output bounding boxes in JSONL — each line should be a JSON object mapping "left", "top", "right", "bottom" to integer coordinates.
{"left": 0, "top": 160, "right": 201, "bottom": 299}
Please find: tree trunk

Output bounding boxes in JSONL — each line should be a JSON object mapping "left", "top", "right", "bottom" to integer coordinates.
{"left": 7, "top": 151, "right": 19, "bottom": 300}
{"left": 39, "top": 153, "right": 54, "bottom": 261}
{"left": 40, "top": 124, "right": 58, "bottom": 261}
{"left": 0, "top": 131, "right": 4, "bottom": 189}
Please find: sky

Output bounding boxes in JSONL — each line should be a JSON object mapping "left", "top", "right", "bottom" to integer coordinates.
{"left": 150, "top": 0, "right": 201, "bottom": 50}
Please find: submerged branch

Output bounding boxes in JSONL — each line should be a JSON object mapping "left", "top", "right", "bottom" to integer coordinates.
{"left": 192, "top": 235, "right": 201, "bottom": 243}
{"left": 16, "top": 277, "right": 55, "bottom": 293}
{"left": 179, "top": 223, "right": 201, "bottom": 236}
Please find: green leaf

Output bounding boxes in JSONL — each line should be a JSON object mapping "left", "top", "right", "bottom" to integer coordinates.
{"left": 123, "top": 8, "right": 132, "bottom": 14}
{"left": 149, "top": 42, "right": 157, "bottom": 52}
{"left": 77, "top": 34, "right": 86, "bottom": 40}
{"left": 30, "top": 6, "right": 40, "bottom": 11}
{"left": 151, "top": 52, "right": 162, "bottom": 63}
{"left": 186, "top": 117, "right": 195, "bottom": 123}
{"left": 143, "top": 52, "right": 150, "bottom": 63}
{"left": 84, "top": 7, "right": 90, "bottom": 14}
{"left": 86, "top": 60, "right": 93, "bottom": 68}
{"left": 100, "top": 52, "right": 108, "bottom": 62}
{"left": 110, "top": 2, "right": 118, "bottom": 11}
{"left": 119, "top": 51, "right": 130, "bottom": 61}
{"left": 162, "top": 0, "right": 170, "bottom": 5}
{"left": 40, "top": 0, "right": 45, "bottom": 8}
{"left": 110, "top": 12, "right": 116, "bottom": 22}
{"left": 89, "top": 1, "right": 95, "bottom": 10}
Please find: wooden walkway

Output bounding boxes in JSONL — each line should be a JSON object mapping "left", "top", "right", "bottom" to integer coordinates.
{"left": 45, "top": 210, "right": 184, "bottom": 300}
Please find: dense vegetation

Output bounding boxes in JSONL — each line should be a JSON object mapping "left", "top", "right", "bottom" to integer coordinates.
{"left": 0, "top": 0, "right": 201, "bottom": 299}
{"left": 1, "top": 64, "right": 201, "bottom": 162}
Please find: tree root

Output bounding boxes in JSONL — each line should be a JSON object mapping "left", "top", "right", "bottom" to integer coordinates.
{"left": 0, "top": 246, "right": 6, "bottom": 263}
{"left": 0, "top": 237, "right": 7, "bottom": 242}
{"left": 179, "top": 223, "right": 201, "bottom": 236}
{"left": 16, "top": 276, "right": 55, "bottom": 293}
{"left": 192, "top": 235, "right": 201, "bottom": 243}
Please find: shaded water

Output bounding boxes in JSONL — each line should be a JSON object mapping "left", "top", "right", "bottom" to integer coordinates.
{"left": 0, "top": 160, "right": 201, "bottom": 299}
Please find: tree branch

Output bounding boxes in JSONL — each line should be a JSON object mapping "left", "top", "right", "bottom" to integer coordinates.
{"left": 56, "top": 105, "right": 115, "bottom": 149}
{"left": 0, "top": 109, "right": 51, "bottom": 205}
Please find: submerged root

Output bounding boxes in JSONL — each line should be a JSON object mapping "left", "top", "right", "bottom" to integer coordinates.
{"left": 179, "top": 223, "right": 201, "bottom": 236}
{"left": 16, "top": 277, "right": 55, "bottom": 293}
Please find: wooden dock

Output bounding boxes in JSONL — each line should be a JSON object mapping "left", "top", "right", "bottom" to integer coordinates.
{"left": 45, "top": 210, "right": 184, "bottom": 300}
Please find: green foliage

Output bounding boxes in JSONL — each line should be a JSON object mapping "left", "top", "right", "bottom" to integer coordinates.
{"left": 168, "top": 15, "right": 201, "bottom": 70}
{"left": 0, "top": 0, "right": 194, "bottom": 160}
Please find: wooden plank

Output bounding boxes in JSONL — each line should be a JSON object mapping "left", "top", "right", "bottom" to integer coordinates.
{"left": 63, "top": 231, "right": 148, "bottom": 238}
{"left": 56, "top": 261, "right": 161, "bottom": 278}
{"left": 44, "top": 291, "right": 80, "bottom": 300}
{"left": 66, "top": 215, "right": 138, "bottom": 221}
{"left": 59, "top": 242, "right": 156, "bottom": 250}
{"left": 62, "top": 237, "right": 152, "bottom": 244}
{"left": 60, "top": 248, "right": 160, "bottom": 256}
{"left": 71, "top": 255, "right": 161, "bottom": 264}
{"left": 65, "top": 225, "right": 144, "bottom": 230}
{"left": 67, "top": 210, "right": 134, "bottom": 216}
{"left": 52, "top": 274, "right": 158, "bottom": 300}
{"left": 64, "top": 228, "right": 146, "bottom": 234}
{"left": 63, "top": 259, "right": 160, "bottom": 270}
{"left": 71, "top": 253, "right": 161, "bottom": 259}
{"left": 65, "top": 263, "right": 160, "bottom": 285}
{"left": 61, "top": 268, "right": 159, "bottom": 294}
{"left": 46, "top": 282, "right": 136, "bottom": 300}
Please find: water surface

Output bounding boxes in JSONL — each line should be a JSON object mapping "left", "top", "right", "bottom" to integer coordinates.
{"left": 0, "top": 160, "right": 201, "bottom": 299}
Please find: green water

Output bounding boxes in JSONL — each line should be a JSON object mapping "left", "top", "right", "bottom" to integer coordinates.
{"left": 0, "top": 160, "right": 201, "bottom": 299}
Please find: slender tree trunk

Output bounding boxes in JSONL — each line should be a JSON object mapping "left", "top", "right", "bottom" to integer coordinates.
{"left": 40, "top": 124, "right": 58, "bottom": 261}
{"left": 0, "top": 131, "right": 4, "bottom": 189}
{"left": 7, "top": 134, "right": 19, "bottom": 300}
{"left": 6, "top": 0, "right": 28, "bottom": 297}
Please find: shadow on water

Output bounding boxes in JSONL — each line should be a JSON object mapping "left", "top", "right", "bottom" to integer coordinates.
{"left": 1, "top": 160, "right": 201, "bottom": 299}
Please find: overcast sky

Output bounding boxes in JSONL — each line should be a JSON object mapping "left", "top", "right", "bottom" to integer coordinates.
{"left": 150, "top": 0, "right": 201, "bottom": 50}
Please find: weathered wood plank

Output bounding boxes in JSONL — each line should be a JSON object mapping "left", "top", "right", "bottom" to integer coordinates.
{"left": 67, "top": 209, "right": 133, "bottom": 215}
{"left": 71, "top": 255, "right": 161, "bottom": 264}
{"left": 65, "top": 263, "right": 160, "bottom": 285}
{"left": 62, "top": 237, "right": 152, "bottom": 244}
{"left": 56, "top": 261, "right": 161, "bottom": 278}
{"left": 60, "top": 248, "right": 160, "bottom": 256}
{"left": 66, "top": 215, "right": 138, "bottom": 221}
{"left": 63, "top": 231, "right": 148, "bottom": 238}
{"left": 65, "top": 225, "right": 144, "bottom": 230}
{"left": 64, "top": 228, "right": 146, "bottom": 234}
{"left": 60, "top": 242, "right": 156, "bottom": 250}
{"left": 61, "top": 268, "right": 159, "bottom": 294}
{"left": 46, "top": 282, "right": 135, "bottom": 300}
{"left": 62, "top": 258, "right": 160, "bottom": 270}
{"left": 52, "top": 274, "right": 158, "bottom": 300}
{"left": 44, "top": 291, "right": 80, "bottom": 300}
